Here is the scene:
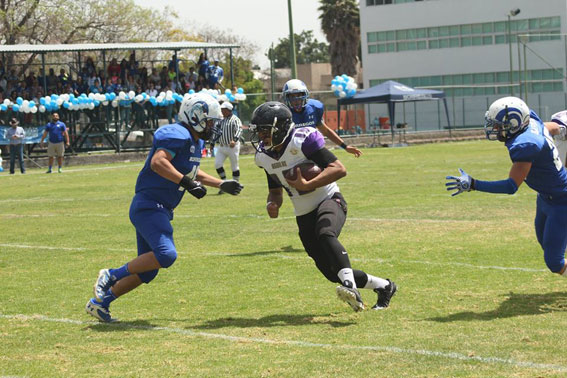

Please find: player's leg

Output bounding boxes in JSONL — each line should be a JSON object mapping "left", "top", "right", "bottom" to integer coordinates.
{"left": 229, "top": 143, "right": 240, "bottom": 181}
{"left": 56, "top": 144, "right": 64, "bottom": 172}
{"left": 538, "top": 198, "right": 567, "bottom": 276}
{"left": 316, "top": 193, "right": 396, "bottom": 310}
{"left": 215, "top": 147, "right": 228, "bottom": 193}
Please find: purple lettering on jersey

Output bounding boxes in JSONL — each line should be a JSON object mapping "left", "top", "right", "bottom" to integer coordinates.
{"left": 301, "top": 130, "right": 325, "bottom": 156}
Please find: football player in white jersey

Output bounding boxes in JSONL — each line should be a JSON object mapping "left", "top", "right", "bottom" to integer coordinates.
{"left": 251, "top": 101, "right": 396, "bottom": 312}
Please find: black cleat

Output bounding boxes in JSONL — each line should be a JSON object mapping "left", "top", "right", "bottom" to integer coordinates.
{"left": 372, "top": 279, "right": 397, "bottom": 310}
{"left": 336, "top": 284, "right": 365, "bottom": 312}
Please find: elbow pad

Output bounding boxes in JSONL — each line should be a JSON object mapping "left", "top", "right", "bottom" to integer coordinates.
{"left": 474, "top": 177, "right": 518, "bottom": 194}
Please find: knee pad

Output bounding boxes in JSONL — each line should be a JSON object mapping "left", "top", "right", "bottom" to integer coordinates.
{"left": 544, "top": 254, "right": 565, "bottom": 273}
{"left": 138, "top": 269, "right": 159, "bottom": 284}
{"left": 154, "top": 246, "right": 177, "bottom": 268}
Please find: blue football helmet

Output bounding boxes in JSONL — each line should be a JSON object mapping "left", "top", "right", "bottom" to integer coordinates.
{"left": 484, "top": 97, "right": 530, "bottom": 142}
{"left": 282, "top": 79, "right": 309, "bottom": 112}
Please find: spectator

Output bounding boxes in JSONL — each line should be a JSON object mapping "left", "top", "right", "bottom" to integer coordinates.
{"left": 128, "top": 52, "right": 139, "bottom": 80}
{"left": 167, "top": 67, "right": 177, "bottom": 92}
{"left": 149, "top": 68, "right": 161, "bottom": 89}
{"left": 118, "top": 91, "right": 133, "bottom": 130}
{"left": 159, "top": 66, "right": 168, "bottom": 89}
{"left": 207, "top": 59, "right": 224, "bottom": 89}
{"left": 24, "top": 71, "right": 36, "bottom": 88}
{"left": 40, "top": 112, "right": 70, "bottom": 174}
{"left": 139, "top": 66, "right": 148, "bottom": 90}
{"left": 186, "top": 66, "right": 197, "bottom": 91}
{"left": 85, "top": 56, "right": 96, "bottom": 77}
{"left": 107, "top": 58, "right": 121, "bottom": 84}
{"left": 46, "top": 68, "right": 58, "bottom": 93}
{"left": 168, "top": 54, "right": 180, "bottom": 72}
{"left": 6, "top": 117, "right": 25, "bottom": 174}
{"left": 58, "top": 69, "right": 69, "bottom": 86}
{"left": 197, "top": 53, "right": 209, "bottom": 88}
{"left": 119, "top": 58, "right": 128, "bottom": 83}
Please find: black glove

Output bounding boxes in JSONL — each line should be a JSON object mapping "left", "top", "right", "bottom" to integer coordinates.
{"left": 179, "top": 176, "right": 207, "bottom": 199}
{"left": 220, "top": 180, "right": 243, "bottom": 195}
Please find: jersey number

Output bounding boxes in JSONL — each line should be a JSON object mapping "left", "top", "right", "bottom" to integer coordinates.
{"left": 543, "top": 128, "right": 563, "bottom": 171}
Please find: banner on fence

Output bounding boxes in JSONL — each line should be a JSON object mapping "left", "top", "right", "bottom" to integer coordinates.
{"left": 0, "top": 125, "right": 46, "bottom": 145}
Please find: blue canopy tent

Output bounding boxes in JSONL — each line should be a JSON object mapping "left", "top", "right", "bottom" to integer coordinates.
{"left": 337, "top": 80, "right": 451, "bottom": 141}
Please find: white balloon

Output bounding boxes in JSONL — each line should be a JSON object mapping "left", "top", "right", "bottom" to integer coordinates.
{"left": 119, "top": 91, "right": 126, "bottom": 100}
{"left": 135, "top": 94, "right": 143, "bottom": 102}
{"left": 31, "top": 106, "right": 38, "bottom": 113}
{"left": 112, "top": 100, "right": 118, "bottom": 108}
{"left": 102, "top": 101, "right": 109, "bottom": 106}
{"left": 3, "top": 99, "right": 11, "bottom": 106}
{"left": 339, "top": 91, "right": 346, "bottom": 98}
{"left": 128, "top": 90, "right": 135, "bottom": 99}
{"left": 88, "top": 93, "right": 95, "bottom": 99}
{"left": 56, "top": 99, "right": 64, "bottom": 106}
{"left": 89, "top": 102, "right": 95, "bottom": 110}
{"left": 39, "top": 105, "right": 46, "bottom": 113}
{"left": 22, "top": 100, "right": 29, "bottom": 108}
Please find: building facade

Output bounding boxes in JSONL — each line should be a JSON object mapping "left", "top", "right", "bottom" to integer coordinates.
{"left": 360, "top": 0, "right": 567, "bottom": 130}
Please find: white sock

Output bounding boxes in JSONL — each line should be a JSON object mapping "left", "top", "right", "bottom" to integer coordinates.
{"left": 337, "top": 268, "right": 356, "bottom": 289}
{"left": 363, "top": 274, "right": 390, "bottom": 290}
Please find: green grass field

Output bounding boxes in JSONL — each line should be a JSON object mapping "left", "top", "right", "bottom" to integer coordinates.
{"left": 1, "top": 141, "right": 567, "bottom": 377}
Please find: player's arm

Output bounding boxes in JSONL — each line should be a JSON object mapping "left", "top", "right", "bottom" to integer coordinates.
{"left": 196, "top": 168, "right": 243, "bottom": 195}
{"left": 544, "top": 121, "right": 566, "bottom": 138}
{"left": 286, "top": 148, "right": 346, "bottom": 192}
{"left": 317, "top": 120, "right": 362, "bottom": 158}
{"left": 266, "top": 171, "right": 283, "bottom": 218}
{"left": 445, "top": 162, "right": 530, "bottom": 196}
{"left": 40, "top": 130, "right": 48, "bottom": 146}
{"left": 150, "top": 149, "right": 208, "bottom": 199}
{"left": 63, "top": 128, "right": 70, "bottom": 146}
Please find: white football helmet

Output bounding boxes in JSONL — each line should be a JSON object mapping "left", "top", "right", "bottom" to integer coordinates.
{"left": 178, "top": 93, "right": 222, "bottom": 140}
{"left": 484, "top": 96, "right": 530, "bottom": 141}
{"left": 282, "top": 79, "right": 309, "bottom": 112}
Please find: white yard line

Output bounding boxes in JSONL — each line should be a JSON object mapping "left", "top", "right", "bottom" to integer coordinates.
{"left": 0, "top": 313, "right": 565, "bottom": 373}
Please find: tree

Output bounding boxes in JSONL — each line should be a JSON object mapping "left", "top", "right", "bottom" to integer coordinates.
{"left": 0, "top": 0, "right": 176, "bottom": 73}
{"left": 268, "top": 30, "right": 329, "bottom": 69}
{"left": 318, "top": 0, "right": 360, "bottom": 77}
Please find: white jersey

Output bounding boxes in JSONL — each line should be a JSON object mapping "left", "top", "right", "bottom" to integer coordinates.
{"left": 255, "top": 127, "right": 339, "bottom": 216}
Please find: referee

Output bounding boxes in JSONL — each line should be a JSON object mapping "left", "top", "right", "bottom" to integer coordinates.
{"left": 215, "top": 102, "right": 242, "bottom": 194}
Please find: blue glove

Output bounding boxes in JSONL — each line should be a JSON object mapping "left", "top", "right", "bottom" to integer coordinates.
{"left": 445, "top": 168, "right": 474, "bottom": 196}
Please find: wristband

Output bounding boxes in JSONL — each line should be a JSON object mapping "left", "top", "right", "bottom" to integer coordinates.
{"left": 340, "top": 142, "right": 347, "bottom": 150}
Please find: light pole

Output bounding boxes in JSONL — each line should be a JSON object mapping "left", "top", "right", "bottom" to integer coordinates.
{"left": 287, "top": 0, "right": 297, "bottom": 79}
{"left": 507, "top": 8, "right": 521, "bottom": 96}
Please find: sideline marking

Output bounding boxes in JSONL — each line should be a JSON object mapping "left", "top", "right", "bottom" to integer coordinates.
{"left": 0, "top": 313, "right": 565, "bottom": 373}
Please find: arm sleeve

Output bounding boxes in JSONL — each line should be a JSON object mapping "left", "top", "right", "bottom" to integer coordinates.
{"left": 306, "top": 147, "right": 337, "bottom": 169}
{"left": 473, "top": 177, "right": 518, "bottom": 194}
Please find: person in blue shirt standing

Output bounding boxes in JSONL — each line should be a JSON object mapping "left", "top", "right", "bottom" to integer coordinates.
{"left": 446, "top": 96, "right": 567, "bottom": 278}
{"left": 282, "top": 79, "right": 362, "bottom": 158}
{"left": 207, "top": 59, "right": 224, "bottom": 90}
{"left": 86, "top": 93, "right": 244, "bottom": 322}
{"left": 40, "top": 113, "right": 69, "bottom": 173}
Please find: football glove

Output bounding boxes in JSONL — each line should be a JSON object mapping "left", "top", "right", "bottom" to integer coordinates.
{"left": 445, "top": 168, "right": 474, "bottom": 196}
{"left": 179, "top": 176, "right": 207, "bottom": 199}
{"left": 220, "top": 180, "right": 243, "bottom": 195}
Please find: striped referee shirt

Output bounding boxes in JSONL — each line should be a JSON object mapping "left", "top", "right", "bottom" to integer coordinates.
{"left": 216, "top": 114, "right": 242, "bottom": 146}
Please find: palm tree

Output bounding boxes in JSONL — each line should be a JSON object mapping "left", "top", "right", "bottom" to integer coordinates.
{"left": 318, "top": 0, "right": 360, "bottom": 77}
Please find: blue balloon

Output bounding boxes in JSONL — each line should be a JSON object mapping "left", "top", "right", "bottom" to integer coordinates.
{"left": 51, "top": 94, "right": 58, "bottom": 100}
{"left": 237, "top": 87, "right": 244, "bottom": 94}
{"left": 12, "top": 104, "right": 20, "bottom": 112}
{"left": 40, "top": 98, "right": 46, "bottom": 105}
{"left": 29, "top": 101, "right": 36, "bottom": 108}
{"left": 63, "top": 102, "right": 70, "bottom": 109}
{"left": 0, "top": 104, "right": 7, "bottom": 112}
{"left": 16, "top": 97, "right": 23, "bottom": 105}
{"left": 94, "top": 100, "right": 100, "bottom": 106}
{"left": 189, "top": 89, "right": 195, "bottom": 94}
{"left": 347, "top": 89, "right": 356, "bottom": 97}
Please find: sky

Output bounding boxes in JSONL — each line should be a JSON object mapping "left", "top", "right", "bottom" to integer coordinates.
{"left": 133, "top": 0, "right": 327, "bottom": 69}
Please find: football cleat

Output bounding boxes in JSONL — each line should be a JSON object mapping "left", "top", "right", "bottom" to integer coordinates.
{"left": 85, "top": 298, "right": 117, "bottom": 323}
{"left": 93, "top": 269, "right": 114, "bottom": 302}
{"left": 336, "top": 285, "right": 365, "bottom": 312}
{"left": 372, "top": 279, "right": 397, "bottom": 310}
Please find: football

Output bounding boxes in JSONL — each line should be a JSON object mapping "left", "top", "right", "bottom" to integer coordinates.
{"left": 284, "top": 162, "right": 322, "bottom": 181}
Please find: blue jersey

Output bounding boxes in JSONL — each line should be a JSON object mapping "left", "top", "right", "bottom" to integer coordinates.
{"left": 291, "top": 99, "right": 324, "bottom": 129}
{"left": 45, "top": 121, "right": 66, "bottom": 143}
{"left": 134, "top": 123, "right": 204, "bottom": 209}
{"left": 506, "top": 110, "right": 567, "bottom": 202}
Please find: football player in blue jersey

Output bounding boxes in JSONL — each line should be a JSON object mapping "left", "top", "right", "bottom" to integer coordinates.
{"left": 86, "top": 93, "right": 243, "bottom": 322}
{"left": 446, "top": 96, "right": 567, "bottom": 278}
{"left": 282, "top": 79, "right": 362, "bottom": 158}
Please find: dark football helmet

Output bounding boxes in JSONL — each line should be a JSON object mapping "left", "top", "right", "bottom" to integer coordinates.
{"left": 249, "top": 101, "right": 293, "bottom": 152}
